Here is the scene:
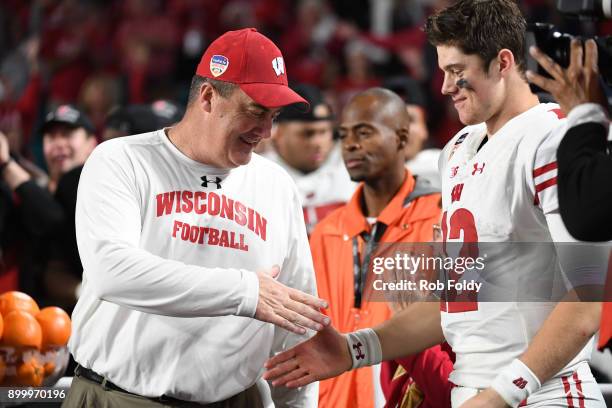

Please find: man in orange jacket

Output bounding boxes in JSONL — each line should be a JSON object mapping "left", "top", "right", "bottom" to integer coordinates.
{"left": 309, "top": 88, "right": 442, "bottom": 408}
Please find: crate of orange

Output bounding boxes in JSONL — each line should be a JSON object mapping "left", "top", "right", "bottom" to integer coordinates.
{"left": 0, "top": 291, "right": 71, "bottom": 387}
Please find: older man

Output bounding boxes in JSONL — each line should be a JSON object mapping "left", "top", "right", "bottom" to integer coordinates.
{"left": 64, "top": 28, "right": 329, "bottom": 407}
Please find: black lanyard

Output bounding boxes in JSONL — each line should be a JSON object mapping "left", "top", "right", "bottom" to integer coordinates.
{"left": 352, "top": 222, "right": 387, "bottom": 309}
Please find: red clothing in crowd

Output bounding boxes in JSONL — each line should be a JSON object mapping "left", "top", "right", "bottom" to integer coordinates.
{"left": 381, "top": 343, "right": 454, "bottom": 408}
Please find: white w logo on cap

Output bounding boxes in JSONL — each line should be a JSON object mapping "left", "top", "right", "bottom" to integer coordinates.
{"left": 272, "top": 57, "right": 285, "bottom": 76}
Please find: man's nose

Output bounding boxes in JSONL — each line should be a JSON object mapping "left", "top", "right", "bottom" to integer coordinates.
{"left": 441, "top": 73, "right": 458, "bottom": 96}
{"left": 343, "top": 136, "right": 361, "bottom": 152}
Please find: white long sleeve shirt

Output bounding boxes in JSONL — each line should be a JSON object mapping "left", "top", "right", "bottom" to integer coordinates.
{"left": 69, "top": 129, "right": 318, "bottom": 406}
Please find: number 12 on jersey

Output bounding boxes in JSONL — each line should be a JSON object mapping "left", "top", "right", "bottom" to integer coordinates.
{"left": 440, "top": 208, "right": 480, "bottom": 313}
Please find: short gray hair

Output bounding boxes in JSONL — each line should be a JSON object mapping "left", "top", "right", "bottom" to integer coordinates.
{"left": 187, "top": 75, "right": 238, "bottom": 105}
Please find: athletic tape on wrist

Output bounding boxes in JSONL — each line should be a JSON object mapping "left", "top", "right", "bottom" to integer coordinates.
{"left": 345, "top": 328, "right": 382, "bottom": 369}
{"left": 491, "top": 359, "right": 541, "bottom": 407}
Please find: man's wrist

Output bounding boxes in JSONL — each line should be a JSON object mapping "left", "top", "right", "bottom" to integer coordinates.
{"left": 490, "top": 359, "right": 541, "bottom": 407}
{"left": 344, "top": 328, "right": 382, "bottom": 369}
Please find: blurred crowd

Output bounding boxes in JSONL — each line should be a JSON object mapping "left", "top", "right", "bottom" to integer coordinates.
{"left": 0, "top": 0, "right": 610, "bottom": 315}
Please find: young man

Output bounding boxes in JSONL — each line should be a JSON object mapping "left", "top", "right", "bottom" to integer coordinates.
{"left": 41, "top": 105, "right": 97, "bottom": 193}
{"left": 264, "top": 2, "right": 605, "bottom": 407}
{"left": 264, "top": 84, "right": 355, "bottom": 233}
{"left": 64, "top": 28, "right": 329, "bottom": 407}
{"left": 310, "top": 88, "right": 442, "bottom": 408}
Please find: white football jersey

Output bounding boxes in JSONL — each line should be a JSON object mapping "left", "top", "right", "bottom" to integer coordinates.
{"left": 264, "top": 144, "right": 356, "bottom": 233}
{"left": 438, "top": 103, "right": 593, "bottom": 389}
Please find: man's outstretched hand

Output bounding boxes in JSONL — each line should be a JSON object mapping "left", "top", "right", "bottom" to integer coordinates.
{"left": 255, "top": 265, "right": 330, "bottom": 335}
{"left": 263, "top": 325, "right": 352, "bottom": 387}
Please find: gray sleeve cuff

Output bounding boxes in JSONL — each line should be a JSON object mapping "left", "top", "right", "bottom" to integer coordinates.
{"left": 567, "top": 103, "right": 609, "bottom": 129}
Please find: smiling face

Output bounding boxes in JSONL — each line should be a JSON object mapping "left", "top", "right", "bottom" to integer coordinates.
{"left": 338, "top": 90, "right": 409, "bottom": 183}
{"left": 43, "top": 123, "right": 96, "bottom": 179}
{"left": 437, "top": 45, "right": 507, "bottom": 127}
{"left": 205, "top": 87, "right": 281, "bottom": 168}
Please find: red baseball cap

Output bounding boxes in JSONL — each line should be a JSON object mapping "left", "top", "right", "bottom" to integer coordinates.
{"left": 196, "top": 28, "right": 308, "bottom": 109}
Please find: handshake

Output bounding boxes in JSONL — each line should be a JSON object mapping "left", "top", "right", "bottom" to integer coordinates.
{"left": 254, "top": 265, "right": 330, "bottom": 335}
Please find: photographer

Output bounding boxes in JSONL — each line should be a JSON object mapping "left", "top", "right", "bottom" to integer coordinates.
{"left": 526, "top": 39, "right": 612, "bottom": 351}
{"left": 526, "top": 39, "right": 610, "bottom": 242}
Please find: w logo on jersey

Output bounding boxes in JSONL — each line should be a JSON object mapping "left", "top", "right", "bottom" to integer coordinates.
{"left": 451, "top": 183, "right": 464, "bottom": 203}
{"left": 272, "top": 57, "right": 285, "bottom": 76}
{"left": 513, "top": 377, "right": 528, "bottom": 389}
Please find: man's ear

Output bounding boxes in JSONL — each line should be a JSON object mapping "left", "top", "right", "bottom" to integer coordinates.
{"left": 397, "top": 124, "right": 410, "bottom": 150}
{"left": 199, "top": 82, "right": 216, "bottom": 113}
{"left": 496, "top": 49, "right": 516, "bottom": 77}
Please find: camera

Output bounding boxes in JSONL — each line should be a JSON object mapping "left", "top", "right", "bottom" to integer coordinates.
{"left": 526, "top": 0, "right": 612, "bottom": 86}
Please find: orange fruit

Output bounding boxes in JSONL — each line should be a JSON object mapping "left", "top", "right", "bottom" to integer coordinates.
{"left": 16, "top": 358, "right": 44, "bottom": 387}
{"left": 43, "top": 361, "right": 56, "bottom": 377}
{"left": 0, "top": 291, "right": 40, "bottom": 317}
{"left": 1, "top": 310, "right": 42, "bottom": 349}
{"left": 36, "top": 307, "right": 71, "bottom": 348}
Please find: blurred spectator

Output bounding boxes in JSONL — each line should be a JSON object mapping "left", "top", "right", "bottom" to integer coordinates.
{"left": 0, "top": 36, "right": 43, "bottom": 156}
{"left": 78, "top": 74, "right": 120, "bottom": 138}
{"left": 41, "top": 104, "right": 97, "bottom": 193}
{"left": 0, "top": 131, "right": 63, "bottom": 298}
{"left": 264, "top": 84, "right": 355, "bottom": 233}
{"left": 404, "top": 104, "right": 441, "bottom": 189}
{"left": 170, "top": 0, "right": 211, "bottom": 89}
{"left": 5, "top": 103, "right": 95, "bottom": 306}
{"left": 220, "top": 0, "right": 257, "bottom": 31}
{"left": 39, "top": 1, "right": 95, "bottom": 105}
{"left": 335, "top": 40, "right": 383, "bottom": 112}
{"left": 103, "top": 100, "right": 184, "bottom": 141}
{"left": 114, "top": 0, "right": 180, "bottom": 102}
{"left": 37, "top": 105, "right": 96, "bottom": 312}
{"left": 281, "top": 0, "right": 352, "bottom": 86}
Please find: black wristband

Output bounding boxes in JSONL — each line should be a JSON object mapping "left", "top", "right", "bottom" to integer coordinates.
{"left": 0, "top": 158, "right": 12, "bottom": 174}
